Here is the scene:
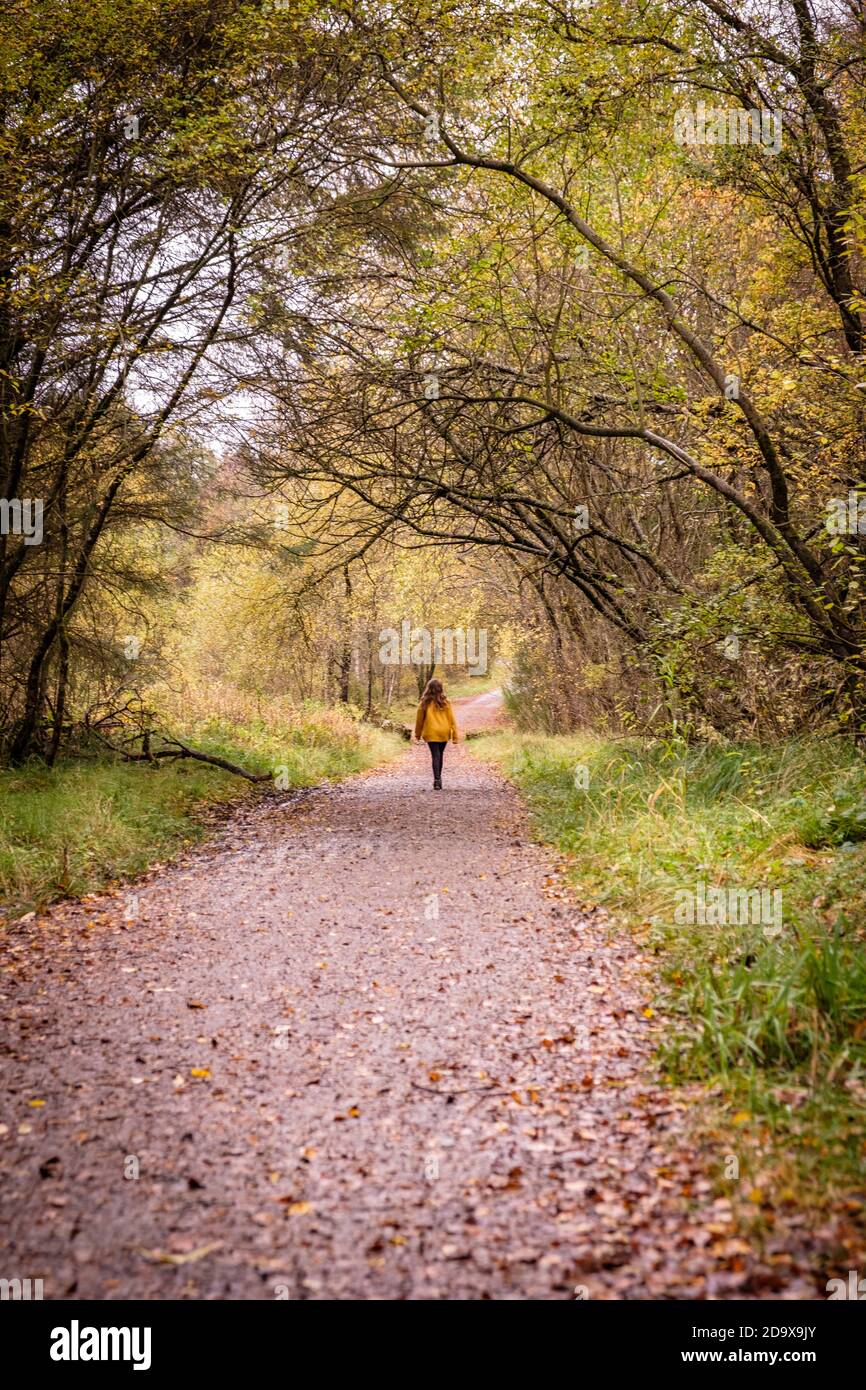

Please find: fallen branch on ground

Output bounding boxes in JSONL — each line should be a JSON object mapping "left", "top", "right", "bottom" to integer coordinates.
{"left": 364, "top": 715, "right": 412, "bottom": 740}
{"left": 95, "top": 730, "right": 272, "bottom": 782}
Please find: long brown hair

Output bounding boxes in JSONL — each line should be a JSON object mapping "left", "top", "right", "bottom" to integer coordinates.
{"left": 420, "top": 677, "right": 447, "bottom": 713}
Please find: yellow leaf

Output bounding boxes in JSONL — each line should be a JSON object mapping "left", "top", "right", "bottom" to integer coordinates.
{"left": 732, "top": 1111, "right": 751, "bottom": 1125}
{"left": 28, "top": 1099, "right": 45, "bottom": 1107}
{"left": 190, "top": 1067, "right": 211, "bottom": 1079}
{"left": 287, "top": 1201, "right": 312, "bottom": 1216}
{"left": 140, "top": 1241, "right": 223, "bottom": 1266}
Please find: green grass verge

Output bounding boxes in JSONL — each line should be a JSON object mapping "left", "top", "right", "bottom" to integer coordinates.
{"left": 0, "top": 705, "right": 401, "bottom": 924}
{"left": 480, "top": 731, "right": 866, "bottom": 1214}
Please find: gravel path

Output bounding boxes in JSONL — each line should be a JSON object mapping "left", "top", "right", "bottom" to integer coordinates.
{"left": 0, "top": 735, "right": 821, "bottom": 1299}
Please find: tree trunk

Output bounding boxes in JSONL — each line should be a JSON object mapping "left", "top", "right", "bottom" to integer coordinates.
{"left": 416, "top": 662, "right": 435, "bottom": 696}
{"left": 338, "top": 565, "right": 352, "bottom": 702}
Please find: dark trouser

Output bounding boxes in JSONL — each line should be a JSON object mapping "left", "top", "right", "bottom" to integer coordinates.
{"left": 428, "top": 740, "right": 447, "bottom": 782}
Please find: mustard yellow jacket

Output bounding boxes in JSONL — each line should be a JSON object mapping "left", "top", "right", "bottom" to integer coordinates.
{"left": 414, "top": 698, "right": 458, "bottom": 743}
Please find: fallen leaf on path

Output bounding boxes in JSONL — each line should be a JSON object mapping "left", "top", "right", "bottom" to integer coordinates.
{"left": 139, "top": 1242, "right": 223, "bottom": 1265}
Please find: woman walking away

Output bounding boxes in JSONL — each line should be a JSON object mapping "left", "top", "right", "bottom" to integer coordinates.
{"left": 414, "top": 678, "right": 459, "bottom": 790}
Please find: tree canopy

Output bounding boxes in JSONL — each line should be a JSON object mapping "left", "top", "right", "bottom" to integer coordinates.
{"left": 2, "top": 0, "right": 864, "bottom": 755}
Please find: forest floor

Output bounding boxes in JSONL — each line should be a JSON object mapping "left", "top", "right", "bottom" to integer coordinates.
{"left": 0, "top": 695, "right": 833, "bottom": 1299}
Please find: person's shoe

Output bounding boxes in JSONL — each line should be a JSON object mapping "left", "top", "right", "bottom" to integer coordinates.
{"left": 433, "top": 779, "right": 442, "bottom": 790}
